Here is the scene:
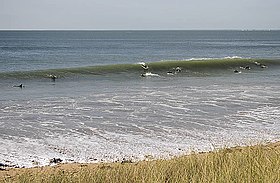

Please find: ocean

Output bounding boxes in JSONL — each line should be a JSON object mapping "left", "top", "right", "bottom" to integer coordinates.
{"left": 0, "top": 30, "right": 280, "bottom": 167}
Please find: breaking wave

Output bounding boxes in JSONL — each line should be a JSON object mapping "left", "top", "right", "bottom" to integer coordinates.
{"left": 0, "top": 58, "right": 279, "bottom": 80}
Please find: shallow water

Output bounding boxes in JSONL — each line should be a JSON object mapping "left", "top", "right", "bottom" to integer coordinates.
{"left": 1, "top": 68, "right": 280, "bottom": 167}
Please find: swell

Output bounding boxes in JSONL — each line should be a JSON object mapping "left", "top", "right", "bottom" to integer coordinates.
{"left": 0, "top": 58, "right": 279, "bottom": 80}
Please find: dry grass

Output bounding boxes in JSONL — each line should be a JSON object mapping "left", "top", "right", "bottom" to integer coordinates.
{"left": 1, "top": 142, "right": 280, "bottom": 183}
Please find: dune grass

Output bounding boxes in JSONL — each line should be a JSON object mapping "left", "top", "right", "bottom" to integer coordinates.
{"left": 1, "top": 142, "right": 280, "bottom": 183}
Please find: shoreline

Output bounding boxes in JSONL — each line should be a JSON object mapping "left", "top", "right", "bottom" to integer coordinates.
{"left": 1, "top": 140, "right": 279, "bottom": 182}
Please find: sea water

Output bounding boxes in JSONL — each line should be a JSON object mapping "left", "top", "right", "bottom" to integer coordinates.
{"left": 0, "top": 30, "right": 280, "bottom": 167}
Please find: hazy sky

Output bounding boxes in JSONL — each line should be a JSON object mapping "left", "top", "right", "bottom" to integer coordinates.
{"left": 1, "top": 0, "right": 279, "bottom": 30}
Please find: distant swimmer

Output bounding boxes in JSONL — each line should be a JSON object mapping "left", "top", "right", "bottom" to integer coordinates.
{"left": 13, "top": 84, "right": 24, "bottom": 88}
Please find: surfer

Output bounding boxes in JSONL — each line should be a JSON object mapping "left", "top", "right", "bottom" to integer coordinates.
{"left": 141, "top": 62, "right": 149, "bottom": 71}
{"left": 167, "top": 71, "right": 174, "bottom": 75}
{"left": 49, "top": 74, "right": 57, "bottom": 82}
{"left": 167, "top": 66, "right": 182, "bottom": 75}
{"left": 240, "top": 66, "right": 251, "bottom": 70}
{"left": 254, "top": 62, "right": 267, "bottom": 68}
{"left": 13, "top": 84, "right": 24, "bottom": 88}
{"left": 260, "top": 64, "right": 267, "bottom": 68}
{"left": 140, "top": 62, "right": 149, "bottom": 77}
{"left": 234, "top": 70, "right": 241, "bottom": 73}
{"left": 175, "top": 66, "right": 182, "bottom": 73}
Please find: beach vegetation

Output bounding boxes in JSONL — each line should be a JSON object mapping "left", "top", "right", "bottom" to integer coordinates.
{"left": 1, "top": 142, "right": 279, "bottom": 183}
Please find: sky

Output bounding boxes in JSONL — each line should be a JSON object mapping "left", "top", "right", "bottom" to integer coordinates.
{"left": 0, "top": 0, "right": 280, "bottom": 30}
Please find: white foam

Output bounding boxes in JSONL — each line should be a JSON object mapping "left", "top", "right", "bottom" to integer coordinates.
{"left": 224, "top": 56, "right": 243, "bottom": 59}
{"left": 183, "top": 56, "right": 244, "bottom": 61}
{"left": 137, "top": 62, "right": 146, "bottom": 65}
{"left": 142, "top": 72, "right": 160, "bottom": 77}
{"left": 187, "top": 57, "right": 214, "bottom": 61}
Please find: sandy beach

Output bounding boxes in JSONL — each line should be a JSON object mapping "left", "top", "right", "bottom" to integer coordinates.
{"left": 1, "top": 141, "right": 279, "bottom": 182}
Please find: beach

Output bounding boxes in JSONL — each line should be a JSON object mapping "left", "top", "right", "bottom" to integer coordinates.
{"left": 1, "top": 141, "right": 279, "bottom": 182}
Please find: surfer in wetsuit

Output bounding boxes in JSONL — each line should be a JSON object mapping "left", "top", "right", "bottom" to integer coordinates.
{"left": 175, "top": 66, "right": 182, "bottom": 73}
{"left": 234, "top": 70, "right": 241, "bottom": 73}
{"left": 141, "top": 62, "right": 149, "bottom": 77}
{"left": 13, "top": 84, "right": 24, "bottom": 88}
{"left": 254, "top": 61, "right": 268, "bottom": 68}
{"left": 141, "top": 63, "right": 149, "bottom": 71}
{"left": 49, "top": 74, "right": 57, "bottom": 82}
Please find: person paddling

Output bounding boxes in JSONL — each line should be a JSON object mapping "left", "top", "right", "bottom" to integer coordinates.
{"left": 13, "top": 84, "right": 24, "bottom": 88}
{"left": 49, "top": 74, "right": 57, "bottom": 82}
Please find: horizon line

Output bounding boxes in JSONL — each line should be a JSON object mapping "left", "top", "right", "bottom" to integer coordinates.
{"left": 0, "top": 28, "right": 279, "bottom": 31}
